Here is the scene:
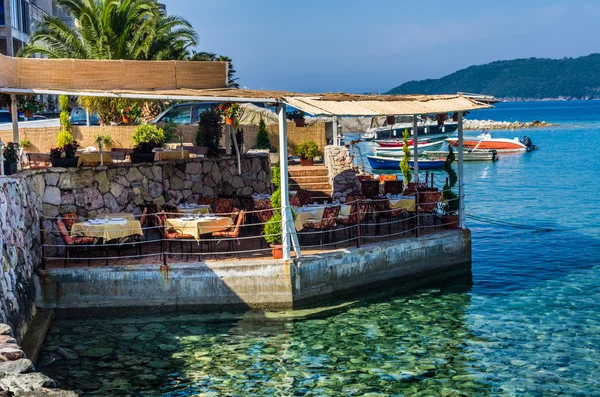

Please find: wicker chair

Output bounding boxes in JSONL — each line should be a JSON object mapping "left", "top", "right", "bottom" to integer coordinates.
{"left": 215, "top": 198, "right": 234, "bottom": 215}
{"left": 56, "top": 219, "right": 94, "bottom": 267}
{"left": 197, "top": 197, "right": 214, "bottom": 211}
{"left": 156, "top": 211, "right": 195, "bottom": 261}
{"left": 384, "top": 180, "right": 404, "bottom": 196}
{"left": 212, "top": 211, "right": 246, "bottom": 258}
{"left": 301, "top": 205, "right": 340, "bottom": 247}
{"left": 361, "top": 180, "right": 380, "bottom": 198}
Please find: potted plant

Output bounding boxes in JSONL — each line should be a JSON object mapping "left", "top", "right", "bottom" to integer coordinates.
{"left": 131, "top": 124, "right": 165, "bottom": 163}
{"left": 20, "top": 139, "right": 32, "bottom": 149}
{"left": 49, "top": 141, "right": 80, "bottom": 168}
{"left": 263, "top": 212, "right": 283, "bottom": 259}
{"left": 400, "top": 129, "right": 412, "bottom": 188}
{"left": 287, "top": 110, "right": 305, "bottom": 127}
{"left": 3, "top": 142, "right": 20, "bottom": 175}
{"left": 121, "top": 104, "right": 142, "bottom": 125}
{"left": 442, "top": 146, "right": 459, "bottom": 229}
{"left": 131, "top": 141, "right": 158, "bottom": 163}
{"left": 216, "top": 103, "right": 240, "bottom": 125}
{"left": 196, "top": 108, "right": 223, "bottom": 157}
{"left": 295, "top": 140, "right": 320, "bottom": 166}
{"left": 22, "top": 98, "right": 43, "bottom": 118}
{"left": 94, "top": 134, "right": 112, "bottom": 150}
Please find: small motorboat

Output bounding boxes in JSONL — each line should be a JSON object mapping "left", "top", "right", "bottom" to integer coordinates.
{"left": 367, "top": 155, "right": 446, "bottom": 170}
{"left": 446, "top": 131, "right": 538, "bottom": 153}
{"left": 375, "top": 138, "right": 432, "bottom": 147}
{"left": 373, "top": 140, "right": 445, "bottom": 157}
{"left": 424, "top": 149, "right": 498, "bottom": 162}
{"left": 360, "top": 132, "right": 376, "bottom": 141}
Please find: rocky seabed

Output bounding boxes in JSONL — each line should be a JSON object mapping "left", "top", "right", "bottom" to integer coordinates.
{"left": 0, "top": 323, "right": 76, "bottom": 396}
{"left": 464, "top": 119, "right": 554, "bottom": 130}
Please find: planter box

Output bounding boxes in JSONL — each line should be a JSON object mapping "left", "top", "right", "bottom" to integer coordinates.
{"left": 130, "top": 153, "right": 155, "bottom": 164}
{"left": 443, "top": 215, "right": 459, "bottom": 229}
{"left": 300, "top": 158, "right": 314, "bottom": 167}
{"left": 3, "top": 162, "right": 17, "bottom": 175}
{"left": 271, "top": 244, "right": 283, "bottom": 259}
{"left": 51, "top": 157, "right": 79, "bottom": 168}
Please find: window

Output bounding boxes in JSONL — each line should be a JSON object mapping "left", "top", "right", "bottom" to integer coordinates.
{"left": 0, "top": 3, "right": 5, "bottom": 26}
{"left": 163, "top": 106, "right": 192, "bottom": 125}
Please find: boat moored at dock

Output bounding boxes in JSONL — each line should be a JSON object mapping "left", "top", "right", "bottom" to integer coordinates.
{"left": 367, "top": 155, "right": 446, "bottom": 170}
{"left": 373, "top": 140, "right": 445, "bottom": 157}
{"left": 446, "top": 131, "right": 538, "bottom": 153}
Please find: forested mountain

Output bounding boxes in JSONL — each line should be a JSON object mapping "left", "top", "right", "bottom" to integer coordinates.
{"left": 386, "top": 54, "right": 600, "bottom": 99}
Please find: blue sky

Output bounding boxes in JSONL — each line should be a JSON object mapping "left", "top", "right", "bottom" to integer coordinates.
{"left": 162, "top": 0, "right": 600, "bottom": 93}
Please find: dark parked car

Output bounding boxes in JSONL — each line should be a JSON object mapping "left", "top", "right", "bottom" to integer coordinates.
{"left": 70, "top": 107, "right": 100, "bottom": 126}
{"left": 0, "top": 110, "right": 25, "bottom": 124}
{"left": 152, "top": 103, "right": 218, "bottom": 125}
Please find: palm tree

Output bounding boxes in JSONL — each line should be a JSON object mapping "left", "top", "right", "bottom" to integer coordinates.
{"left": 19, "top": 0, "right": 197, "bottom": 60}
{"left": 189, "top": 52, "right": 239, "bottom": 88}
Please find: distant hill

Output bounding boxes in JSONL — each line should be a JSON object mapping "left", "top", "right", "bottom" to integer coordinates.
{"left": 386, "top": 54, "right": 600, "bottom": 100}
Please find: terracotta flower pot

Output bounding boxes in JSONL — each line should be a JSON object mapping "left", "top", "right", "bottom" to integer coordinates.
{"left": 271, "top": 244, "right": 283, "bottom": 259}
{"left": 122, "top": 114, "right": 130, "bottom": 124}
{"left": 294, "top": 118, "right": 305, "bottom": 127}
{"left": 225, "top": 117, "right": 234, "bottom": 125}
{"left": 300, "top": 158, "right": 314, "bottom": 167}
{"left": 443, "top": 215, "right": 459, "bottom": 229}
{"left": 23, "top": 109, "right": 33, "bottom": 118}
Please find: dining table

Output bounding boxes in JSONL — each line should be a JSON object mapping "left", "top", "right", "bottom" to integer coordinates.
{"left": 293, "top": 204, "right": 349, "bottom": 231}
{"left": 155, "top": 150, "right": 190, "bottom": 161}
{"left": 388, "top": 195, "right": 417, "bottom": 212}
{"left": 71, "top": 216, "right": 143, "bottom": 242}
{"left": 77, "top": 152, "right": 113, "bottom": 167}
{"left": 165, "top": 215, "right": 233, "bottom": 241}
{"left": 177, "top": 204, "right": 212, "bottom": 215}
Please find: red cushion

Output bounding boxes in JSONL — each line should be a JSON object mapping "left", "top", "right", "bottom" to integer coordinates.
{"left": 166, "top": 232, "right": 194, "bottom": 239}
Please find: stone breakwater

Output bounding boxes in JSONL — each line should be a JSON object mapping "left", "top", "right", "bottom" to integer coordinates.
{"left": 0, "top": 323, "right": 76, "bottom": 396}
{"left": 464, "top": 119, "right": 554, "bottom": 130}
{"left": 0, "top": 178, "right": 43, "bottom": 340}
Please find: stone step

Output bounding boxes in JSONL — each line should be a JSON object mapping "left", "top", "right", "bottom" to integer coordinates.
{"left": 288, "top": 166, "right": 328, "bottom": 177}
{"left": 290, "top": 182, "right": 332, "bottom": 191}
{"left": 289, "top": 175, "right": 330, "bottom": 184}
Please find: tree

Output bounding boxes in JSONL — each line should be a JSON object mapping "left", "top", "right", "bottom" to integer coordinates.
{"left": 196, "top": 108, "right": 222, "bottom": 156}
{"left": 255, "top": 118, "right": 271, "bottom": 150}
{"left": 189, "top": 51, "right": 239, "bottom": 88}
{"left": 19, "top": 0, "right": 197, "bottom": 60}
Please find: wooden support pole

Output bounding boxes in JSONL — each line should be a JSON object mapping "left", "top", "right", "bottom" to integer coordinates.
{"left": 457, "top": 111, "right": 465, "bottom": 229}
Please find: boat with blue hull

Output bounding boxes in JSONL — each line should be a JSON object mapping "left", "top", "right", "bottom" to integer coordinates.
{"left": 367, "top": 155, "right": 446, "bottom": 170}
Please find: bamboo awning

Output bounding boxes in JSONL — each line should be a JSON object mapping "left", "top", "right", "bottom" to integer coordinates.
{"left": 0, "top": 53, "right": 491, "bottom": 115}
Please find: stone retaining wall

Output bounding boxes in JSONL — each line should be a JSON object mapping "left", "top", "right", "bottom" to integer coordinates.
{"left": 0, "top": 322, "right": 77, "bottom": 396}
{"left": 324, "top": 145, "right": 360, "bottom": 202}
{"left": 0, "top": 178, "right": 43, "bottom": 340}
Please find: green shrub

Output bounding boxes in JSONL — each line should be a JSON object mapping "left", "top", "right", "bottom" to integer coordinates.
{"left": 263, "top": 212, "right": 282, "bottom": 245}
{"left": 162, "top": 120, "right": 177, "bottom": 143}
{"left": 399, "top": 129, "right": 412, "bottom": 186}
{"left": 272, "top": 162, "right": 281, "bottom": 189}
{"left": 295, "top": 140, "right": 320, "bottom": 159}
{"left": 196, "top": 108, "right": 222, "bottom": 156}
{"left": 255, "top": 118, "right": 271, "bottom": 150}
{"left": 57, "top": 94, "right": 73, "bottom": 147}
{"left": 20, "top": 139, "right": 32, "bottom": 147}
{"left": 443, "top": 146, "right": 459, "bottom": 214}
{"left": 94, "top": 134, "right": 112, "bottom": 146}
{"left": 132, "top": 124, "right": 166, "bottom": 146}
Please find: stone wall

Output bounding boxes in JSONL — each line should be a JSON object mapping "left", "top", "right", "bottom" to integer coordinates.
{"left": 324, "top": 145, "right": 360, "bottom": 202}
{"left": 0, "top": 177, "right": 43, "bottom": 340}
{"left": 35, "top": 155, "right": 271, "bottom": 253}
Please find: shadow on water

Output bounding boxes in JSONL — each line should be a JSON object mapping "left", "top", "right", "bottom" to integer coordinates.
{"left": 37, "top": 271, "right": 505, "bottom": 397}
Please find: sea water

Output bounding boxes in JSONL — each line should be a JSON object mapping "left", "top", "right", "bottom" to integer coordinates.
{"left": 39, "top": 101, "right": 600, "bottom": 396}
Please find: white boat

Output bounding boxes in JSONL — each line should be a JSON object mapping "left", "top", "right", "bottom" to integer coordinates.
{"left": 373, "top": 140, "right": 445, "bottom": 157}
{"left": 446, "top": 131, "right": 537, "bottom": 153}
{"left": 360, "top": 132, "right": 376, "bottom": 141}
{"left": 423, "top": 149, "right": 499, "bottom": 162}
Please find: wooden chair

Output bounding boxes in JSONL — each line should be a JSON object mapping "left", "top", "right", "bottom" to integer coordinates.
{"left": 302, "top": 205, "right": 340, "bottom": 247}
{"left": 161, "top": 204, "right": 181, "bottom": 219}
{"left": 56, "top": 219, "right": 94, "bottom": 267}
{"left": 212, "top": 210, "right": 246, "bottom": 258}
{"left": 26, "top": 153, "right": 51, "bottom": 168}
{"left": 156, "top": 211, "right": 195, "bottom": 261}
{"left": 108, "top": 151, "right": 126, "bottom": 162}
{"left": 215, "top": 198, "right": 234, "bottom": 215}
{"left": 336, "top": 200, "right": 370, "bottom": 245}
{"left": 372, "top": 198, "right": 405, "bottom": 235}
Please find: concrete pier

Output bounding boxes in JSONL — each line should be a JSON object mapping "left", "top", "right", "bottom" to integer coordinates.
{"left": 35, "top": 230, "right": 471, "bottom": 313}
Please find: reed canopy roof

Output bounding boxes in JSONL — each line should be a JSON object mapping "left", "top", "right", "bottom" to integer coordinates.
{"left": 0, "top": 54, "right": 491, "bottom": 116}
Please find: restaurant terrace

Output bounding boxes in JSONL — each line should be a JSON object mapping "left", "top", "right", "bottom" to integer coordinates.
{"left": 0, "top": 53, "right": 490, "bottom": 309}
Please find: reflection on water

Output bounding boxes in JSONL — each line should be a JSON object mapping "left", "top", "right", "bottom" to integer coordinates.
{"left": 40, "top": 102, "right": 600, "bottom": 396}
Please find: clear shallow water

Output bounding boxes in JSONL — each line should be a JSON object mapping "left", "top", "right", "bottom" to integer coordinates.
{"left": 40, "top": 101, "right": 600, "bottom": 396}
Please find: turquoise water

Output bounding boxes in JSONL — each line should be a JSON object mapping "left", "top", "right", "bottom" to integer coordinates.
{"left": 40, "top": 101, "right": 600, "bottom": 396}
